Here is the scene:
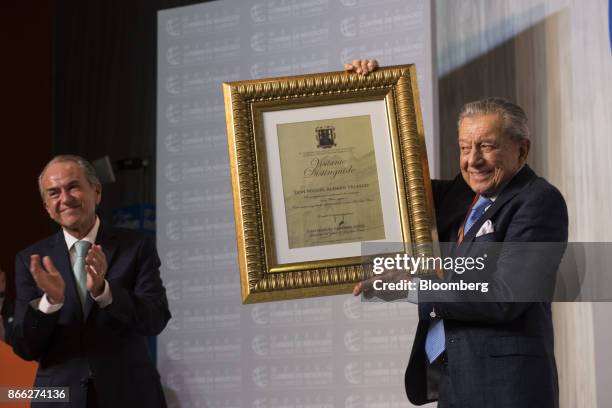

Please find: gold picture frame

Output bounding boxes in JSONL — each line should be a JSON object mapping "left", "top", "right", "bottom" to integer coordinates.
{"left": 223, "top": 64, "right": 438, "bottom": 303}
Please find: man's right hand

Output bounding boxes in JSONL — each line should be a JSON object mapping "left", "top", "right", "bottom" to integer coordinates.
{"left": 30, "top": 255, "right": 65, "bottom": 305}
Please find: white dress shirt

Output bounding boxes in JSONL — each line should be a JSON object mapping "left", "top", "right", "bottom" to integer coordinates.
{"left": 35, "top": 217, "right": 113, "bottom": 314}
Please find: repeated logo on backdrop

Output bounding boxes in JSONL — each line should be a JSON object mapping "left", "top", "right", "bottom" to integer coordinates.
{"left": 157, "top": 0, "right": 433, "bottom": 407}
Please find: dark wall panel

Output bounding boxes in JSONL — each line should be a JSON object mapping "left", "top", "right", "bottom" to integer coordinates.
{"left": 0, "top": 1, "right": 55, "bottom": 297}
{"left": 53, "top": 0, "right": 209, "bottom": 221}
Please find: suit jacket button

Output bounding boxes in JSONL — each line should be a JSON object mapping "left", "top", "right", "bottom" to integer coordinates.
{"left": 449, "top": 338, "right": 456, "bottom": 343}
{"left": 429, "top": 310, "right": 436, "bottom": 318}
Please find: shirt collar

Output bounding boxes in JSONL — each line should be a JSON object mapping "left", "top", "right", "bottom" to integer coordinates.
{"left": 63, "top": 217, "right": 100, "bottom": 251}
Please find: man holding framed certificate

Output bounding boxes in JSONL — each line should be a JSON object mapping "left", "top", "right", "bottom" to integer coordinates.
{"left": 348, "top": 60, "right": 568, "bottom": 408}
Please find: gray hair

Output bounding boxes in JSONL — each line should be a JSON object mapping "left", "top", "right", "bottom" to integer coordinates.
{"left": 458, "top": 97, "right": 530, "bottom": 142}
{"left": 38, "top": 155, "right": 101, "bottom": 199}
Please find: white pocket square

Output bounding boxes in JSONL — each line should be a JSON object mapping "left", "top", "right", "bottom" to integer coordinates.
{"left": 476, "top": 220, "right": 494, "bottom": 237}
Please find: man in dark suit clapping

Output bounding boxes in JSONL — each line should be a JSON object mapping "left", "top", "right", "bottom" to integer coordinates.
{"left": 13, "top": 155, "right": 171, "bottom": 408}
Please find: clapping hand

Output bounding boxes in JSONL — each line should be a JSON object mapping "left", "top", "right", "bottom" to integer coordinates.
{"left": 30, "top": 255, "right": 65, "bottom": 304}
{"left": 85, "top": 245, "right": 108, "bottom": 297}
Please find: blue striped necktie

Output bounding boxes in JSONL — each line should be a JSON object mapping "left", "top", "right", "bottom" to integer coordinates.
{"left": 425, "top": 195, "right": 493, "bottom": 363}
{"left": 425, "top": 318, "right": 446, "bottom": 363}
{"left": 464, "top": 195, "right": 493, "bottom": 235}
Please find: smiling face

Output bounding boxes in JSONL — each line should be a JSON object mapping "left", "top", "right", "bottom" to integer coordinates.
{"left": 41, "top": 161, "right": 101, "bottom": 239}
{"left": 458, "top": 113, "right": 529, "bottom": 196}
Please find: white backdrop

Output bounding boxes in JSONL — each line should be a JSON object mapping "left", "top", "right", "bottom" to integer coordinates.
{"left": 156, "top": 1, "right": 437, "bottom": 407}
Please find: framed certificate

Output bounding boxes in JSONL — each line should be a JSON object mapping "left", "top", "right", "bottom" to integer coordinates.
{"left": 223, "top": 65, "right": 438, "bottom": 303}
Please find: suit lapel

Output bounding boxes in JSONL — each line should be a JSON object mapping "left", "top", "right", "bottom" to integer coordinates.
{"left": 84, "top": 223, "right": 118, "bottom": 320}
{"left": 461, "top": 165, "right": 537, "bottom": 244}
{"left": 96, "top": 223, "right": 119, "bottom": 274}
{"left": 435, "top": 176, "right": 475, "bottom": 243}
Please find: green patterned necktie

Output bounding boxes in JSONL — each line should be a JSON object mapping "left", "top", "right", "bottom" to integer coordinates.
{"left": 74, "top": 240, "right": 92, "bottom": 311}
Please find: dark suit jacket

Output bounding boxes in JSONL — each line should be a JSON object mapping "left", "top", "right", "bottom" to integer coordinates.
{"left": 405, "top": 165, "right": 568, "bottom": 408}
{"left": 13, "top": 223, "right": 171, "bottom": 408}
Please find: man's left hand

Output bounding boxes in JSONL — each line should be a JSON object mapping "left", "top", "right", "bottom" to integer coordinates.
{"left": 353, "top": 268, "right": 413, "bottom": 301}
{"left": 86, "top": 245, "right": 108, "bottom": 297}
{"left": 344, "top": 59, "right": 378, "bottom": 76}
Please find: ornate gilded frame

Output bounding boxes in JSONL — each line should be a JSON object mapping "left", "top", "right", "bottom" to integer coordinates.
{"left": 223, "top": 64, "right": 438, "bottom": 303}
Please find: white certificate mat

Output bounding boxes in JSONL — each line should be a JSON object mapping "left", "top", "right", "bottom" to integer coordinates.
{"left": 262, "top": 100, "right": 403, "bottom": 265}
